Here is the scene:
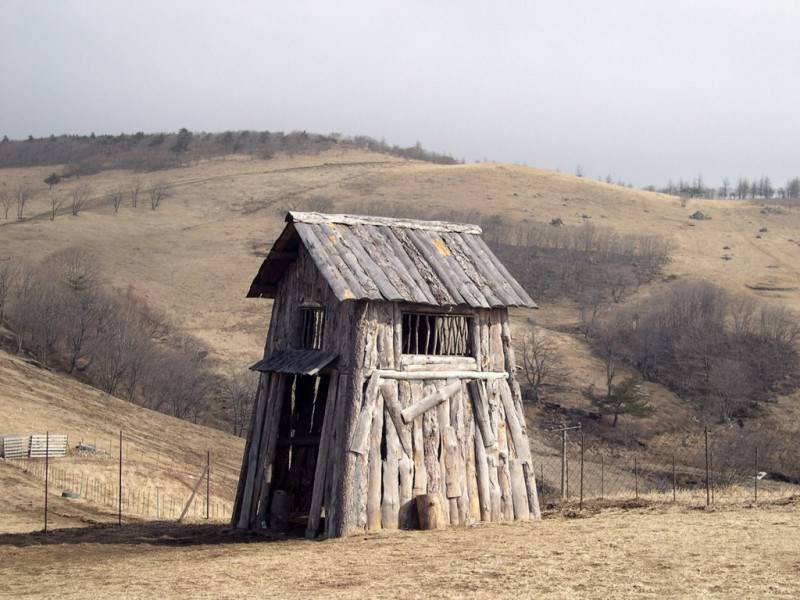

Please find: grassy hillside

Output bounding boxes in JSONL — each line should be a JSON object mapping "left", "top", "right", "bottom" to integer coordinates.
{"left": 3, "top": 148, "right": 798, "bottom": 372}
{"left": 2, "top": 146, "right": 799, "bottom": 529}
{"left": 0, "top": 346, "right": 244, "bottom": 532}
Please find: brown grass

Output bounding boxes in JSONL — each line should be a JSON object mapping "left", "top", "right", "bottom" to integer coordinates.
{"left": 0, "top": 348, "right": 244, "bottom": 533}
{"left": 2, "top": 500, "right": 799, "bottom": 599}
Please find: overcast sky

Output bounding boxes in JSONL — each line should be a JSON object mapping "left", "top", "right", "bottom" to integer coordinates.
{"left": 2, "top": 1, "right": 799, "bottom": 186}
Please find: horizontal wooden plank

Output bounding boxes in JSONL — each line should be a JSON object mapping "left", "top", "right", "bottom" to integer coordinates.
{"left": 374, "top": 369, "right": 508, "bottom": 381}
{"left": 400, "top": 355, "right": 478, "bottom": 372}
{"left": 288, "top": 211, "right": 483, "bottom": 234}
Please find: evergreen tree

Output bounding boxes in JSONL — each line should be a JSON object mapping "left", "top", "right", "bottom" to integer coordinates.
{"left": 583, "top": 376, "right": 653, "bottom": 427}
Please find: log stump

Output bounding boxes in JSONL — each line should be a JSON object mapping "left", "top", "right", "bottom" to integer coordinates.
{"left": 415, "top": 493, "right": 447, "bottom": 530}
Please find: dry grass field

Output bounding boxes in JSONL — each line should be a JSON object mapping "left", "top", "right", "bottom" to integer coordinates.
{"left": 1, "top": 499, "right": 799, "bottom": 599}
{"left": 3, "top": 149, "right": 799, "bottom": 371}
{"left": 0, "top": 347, "right": 244, "bottom": 533}
{"left": 2, "top": 150, "right": 800, "bottom": 598}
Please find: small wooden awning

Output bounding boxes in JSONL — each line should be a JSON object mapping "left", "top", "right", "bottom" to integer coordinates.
{"left": 250, "top": 349, "right": 338, "bottom": 376}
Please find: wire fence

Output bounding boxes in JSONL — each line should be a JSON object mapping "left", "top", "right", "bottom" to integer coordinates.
{"left": 5, "top": 425, "right": 798, "bottom": 533}
{"left": 536, "top": 425, "right": 800, "bottom": 509}
{"left": 4, "top": 431, "right": 239, "bottom": 530}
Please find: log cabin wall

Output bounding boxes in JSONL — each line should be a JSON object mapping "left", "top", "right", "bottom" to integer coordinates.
{"left": 337, "top": 303, "right": 540, "bottom": 535}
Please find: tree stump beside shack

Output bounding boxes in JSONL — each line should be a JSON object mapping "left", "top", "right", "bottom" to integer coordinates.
{"left": 231, "top": 211, "right": 542, "bottom": 538}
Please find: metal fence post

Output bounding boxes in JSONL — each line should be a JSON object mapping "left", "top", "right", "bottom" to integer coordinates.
{"left": 579, "top": 431, "right": 584, "bottom": 511}
{"left": 672, "top": 454, "right": 676, "bottom": 502}
{"left": 206, "top": 450, "right": 210, "bottom": 520}
{"left": 634, "top": 456, "right": 639, "bottom": 499}
{"left": 754, "top": 446, "right": 759, "bottom": 505}
{"left": 540, "top": 462, "right": 545, "bottom": 503}
{"left": 44, "top": 431, "right": 49, "bottom": 533}
{"left": 710, "top": 447, "right": 715, "bottom": 505}
{"left": 560, "top": 428, "right": 567, "bottom": 500}
{"left": 600, "top": 453, "right": 604, "bottom": 500}
{"left": 118, "top": 430, "right": 123, "bottom": 525}
{"left": 704, "top": 427, "right": 710, "bottom": 508}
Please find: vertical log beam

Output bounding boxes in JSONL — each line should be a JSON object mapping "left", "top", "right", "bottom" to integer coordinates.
{"left": 253, "top": 375, "right": 288, "bottom": 527}
{"left": 231, "top": 373, "right": 266, "bottom": 527}
{"left": 510, "top": 458, "right": 530, "bottom": 520}
{"left": 366, "top": 393, "right": 384, "bottom": 531}
{"left": 305, "top": 372, "right": 340, "bottom": 539}
{"left": 235, "top": 374, "right": 270, "bottom": 529}
{"left": 382, "top": 408, "right": 401, "bottom": 529}
{"left": 473, "top": 425, "right": 492, "bottom": 521}
{"left": 407, "top": 381, "right": 427, "bottom": 498}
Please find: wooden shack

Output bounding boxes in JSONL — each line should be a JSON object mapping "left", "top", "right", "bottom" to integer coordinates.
{"left": 232, "top": 211, "right": 541, "bottom": 538}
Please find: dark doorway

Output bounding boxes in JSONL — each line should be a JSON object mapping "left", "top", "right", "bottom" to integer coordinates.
{"left": 269, "top": 373, "right": 330, "bottom": 531}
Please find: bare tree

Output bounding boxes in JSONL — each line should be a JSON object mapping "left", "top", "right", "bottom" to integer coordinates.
{"left": 0, "top": 258, "right": 19, "bottom": 324}
{"left": 0, "top": 187, "right": 11, "bottom": 219}
{"left": 11, "top": 267, "right": 61, "bottom": 364}
{"left": 70, "top": 183, "right": 92, "bottom": 216}
{"left": 518, "top": 328, "right": 563, "bottom": 402}
{"left": 149, "top": 181, "right": 170, "bottom": 210}
{"left": 15, "top": 185, "right": 31, "bottom": 220}
{"left": 110, "top": 188, "right": 124, "bottom": 213}
{"left": 49, "top": 192, "right": 63, "bottom": 221}
{"left": 223, "top": 369, "right": 259, "bottom": 435}
{"left": 130, "top": 179, "right": 142, "bottom": 208}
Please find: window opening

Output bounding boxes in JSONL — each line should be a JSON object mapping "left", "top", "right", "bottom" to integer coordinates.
{"left": 299, "top": 307, "right": 324, "bottom": 349}
{"left": 401, "top": 312, "right": 472, "bottom": 356}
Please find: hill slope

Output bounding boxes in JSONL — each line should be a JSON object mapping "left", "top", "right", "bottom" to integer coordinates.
{"left": 0, "top": 347, "right": 244, "bottom": 532}
{"left": 3, "top": 148, "right": 799, "bottom": 371}
{"left": 2, "top": 147, "right": 800, "bottom": 528}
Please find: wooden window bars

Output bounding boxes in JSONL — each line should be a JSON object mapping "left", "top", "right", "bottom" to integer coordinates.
{"left": 401, "top": 312, "right": 472, "bottom": 356}
{"left": 299, "top": 307, "right": 325, "bottom": 350}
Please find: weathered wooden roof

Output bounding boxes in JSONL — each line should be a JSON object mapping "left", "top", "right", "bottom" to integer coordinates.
{"left": 250, "top": 349, "right": 338, "bottom": 375}
{"left": 248, "top": 211, "right": 537, "bottom": 308}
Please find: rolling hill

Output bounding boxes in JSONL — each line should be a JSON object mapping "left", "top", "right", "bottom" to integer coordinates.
{"left": 2, "top": 146, "right": 800, "bottom": 530}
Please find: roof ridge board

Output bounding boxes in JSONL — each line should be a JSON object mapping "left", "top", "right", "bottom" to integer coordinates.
{"left": 287, "top": 211, "right": 482, "bottom": 234}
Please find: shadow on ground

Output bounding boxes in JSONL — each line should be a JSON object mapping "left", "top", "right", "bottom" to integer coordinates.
{"left": 0, "top": 521, "right": 306, "bottom": 548}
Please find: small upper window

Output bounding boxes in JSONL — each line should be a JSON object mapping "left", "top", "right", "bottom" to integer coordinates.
{"left": 402, "top": 312, "right": 472, "bottom": 356}
{"left": 299, "top": 306, "right": 325, "bottom": 350}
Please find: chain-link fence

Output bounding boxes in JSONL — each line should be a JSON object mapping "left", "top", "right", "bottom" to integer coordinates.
{"left": 535, "top": 425, "right": 800, "bottom": 508}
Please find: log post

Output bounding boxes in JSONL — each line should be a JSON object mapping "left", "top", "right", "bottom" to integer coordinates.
{"left": 305, "top": 372, "right": 340, "bottom": 539}
{"left": 416, "top": 493, "right": 446, "bottom": 530}
{"left": 509, "top": 458, "right": 530, "bottom": 520}
{"left": 381, "top": 400, "right": 401, "bottom": 529}
{"left": 366, "top": 393, "right": 384, "bottom": 531}
{"left": 468, "top": 380, "right": 496, "bottom": 447}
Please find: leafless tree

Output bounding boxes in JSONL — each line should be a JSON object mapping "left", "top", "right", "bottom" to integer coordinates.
{"left": 70, "top": 183, "right": 92, "bottom": 216}
{"left": 578, "top": 288, "right": 608, "bottom": 339}
{"left": 88, "top": 306, "right": 142, "bottom": 395}
{"left": 518, "top": 328, "right": 563, "bottom": 402}
{"left": 129, "top": 179, "right": 142, "bottom": 208}
{"left": 149, "top": 180, "right": 170, "bottom": 210}
{"left": 15, "top": 185, "right": 31, "bottom": 220}
{"left": 0, "top": 258, "right": 19, "bottom": 324}
{"left": 0, "top": 187, "right": 11, "bottom": 219}
{"left": 110, "top": 188, "right": 124, "bottom": 213}
{"left": 11, "top": 267, "right": 61, "bottom": 364}
{"left": 49, "top": 192, "right": 63, "bottom": 221}
{"left": 223, "top": 369, "right": 259, "bottom": 435}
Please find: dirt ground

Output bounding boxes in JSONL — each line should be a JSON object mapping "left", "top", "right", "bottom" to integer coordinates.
{"left": 2, "top": 500, "right": 799, "bottom": 600}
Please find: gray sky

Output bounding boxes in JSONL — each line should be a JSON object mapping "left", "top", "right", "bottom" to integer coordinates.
{"left": 2, "top": 0, "right": 799, "bottom": 186}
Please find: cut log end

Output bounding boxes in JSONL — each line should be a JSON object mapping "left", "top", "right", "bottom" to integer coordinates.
{"left": 415, "top": 493, "right": 447, "bottom": 530}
